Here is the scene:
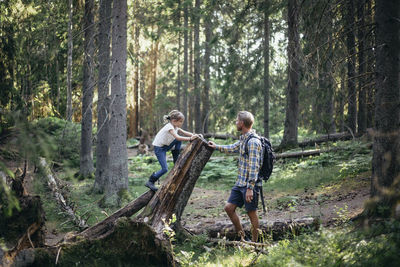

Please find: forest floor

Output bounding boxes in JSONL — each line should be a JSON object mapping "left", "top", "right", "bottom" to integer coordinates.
{"left": 2, "top": 144, "right": 371, "bottom": 246}
{"left": 182, "top": 173, "right": 370, "bottom": 230}
{"left": 126, "top": 147, "right": 371, "bottom": 230}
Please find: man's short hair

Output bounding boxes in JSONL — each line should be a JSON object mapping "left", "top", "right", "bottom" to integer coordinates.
{"left": 237, "top": 111, "right": 254, "bottom": 128}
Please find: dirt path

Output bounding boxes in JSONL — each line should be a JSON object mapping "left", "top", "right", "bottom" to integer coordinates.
{"left": 182, "top": 173, "right": 371, "bottom": 228}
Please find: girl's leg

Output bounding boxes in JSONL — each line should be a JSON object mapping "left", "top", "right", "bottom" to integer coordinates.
{"left": 153, "top": 146, "right": 168, "bottom": 178}
{"left": 169, "top": 140, "right": 182, "bottom": 163}
{"left": 145, "top": 146, "right": 168, "bottom": 191}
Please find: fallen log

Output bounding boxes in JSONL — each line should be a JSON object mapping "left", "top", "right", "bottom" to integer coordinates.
{"left": 297, "top": 131, "right": 363, "bottom": 148}
{"left": 77, "top": 190, "right": 155, "bottom": 240}
{"left": 138, "top": 138, "right": 214, "bottom": 239}
{"left": 186, "top": 217, "right": 319, "bottom": 241}
{"left": 39, "top": 158, "right": 88, "bottom": 229}
{"left": 203, "top": 133, "right": 238, "bottom": 140}
{"left": 9, "top": 138, "right": 214, "bottom": 266}
{"left": 275, "top": 149, "right": 322, "bottom": 159}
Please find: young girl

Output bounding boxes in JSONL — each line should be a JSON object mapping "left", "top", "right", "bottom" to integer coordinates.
{"left": 145, "top": 110, "right": 198, "bottom": 191}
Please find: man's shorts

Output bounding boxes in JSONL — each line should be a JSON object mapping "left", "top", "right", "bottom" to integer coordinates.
{"left": 227, "top": 185, "right": 259, "bottom": 212}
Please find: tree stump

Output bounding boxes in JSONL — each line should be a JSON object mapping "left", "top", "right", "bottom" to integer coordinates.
{"left": 138, "top": 138, "right": 214, "bottom": 238}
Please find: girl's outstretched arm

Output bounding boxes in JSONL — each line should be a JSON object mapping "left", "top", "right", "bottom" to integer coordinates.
{"left": 168, "top": 129, "right": 197, "bottom": 142}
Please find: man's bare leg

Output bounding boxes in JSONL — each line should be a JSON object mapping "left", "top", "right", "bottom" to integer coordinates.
{"left": 247, "top": 210, "right": 259, "bottom": 242}
{"left": 224, "top": 203, "right": 244, "bottom": 238}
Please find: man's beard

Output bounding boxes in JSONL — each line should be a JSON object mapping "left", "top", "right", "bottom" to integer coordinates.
{"left": 237, "top": 125, "right": 242, "bottom": 131}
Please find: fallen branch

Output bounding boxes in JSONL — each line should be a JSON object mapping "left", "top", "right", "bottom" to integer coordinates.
{"left": 39, "top": 158, "right": 88, "bottom": 229}
{"left": 76, "top": 190, "right": 155, "bottom": 240}
{"left": 187, "top": 217, "right": 319, "bottom": 241}
{"left": 275, "top": 149, "right": 322, "bottom": 159}
{"left": 297, "top": 131, "right": 366, "bottom": 148}
{"left": 203, "top": 133, "right": 238, "bottom": 140}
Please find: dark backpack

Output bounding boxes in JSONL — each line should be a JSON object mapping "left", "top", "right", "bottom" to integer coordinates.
{"left": 244, "top": 134, "right": 275, "bottom": 182}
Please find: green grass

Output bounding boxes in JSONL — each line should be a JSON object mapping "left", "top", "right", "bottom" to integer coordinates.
{"left": 174, "top": 220, "right": 400, "bottom": 267}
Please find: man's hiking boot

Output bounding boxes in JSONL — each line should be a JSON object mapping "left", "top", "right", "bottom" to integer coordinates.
{"left": 145, "top": 173, "right": 158, "bottom": 191}
{"left": 236, "top": 230, "right": 251, "bottom": 242}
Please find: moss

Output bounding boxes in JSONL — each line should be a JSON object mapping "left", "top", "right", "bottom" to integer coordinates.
{"left": 36, "top": 219, "right": 172, "bottom": 266}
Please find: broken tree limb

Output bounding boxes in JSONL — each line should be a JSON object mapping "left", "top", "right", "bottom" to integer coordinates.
{"left": 297, "top": 131, "right": 364, "bottom": 148}
{"left": 275, "top": 149, "right": 322, "bottom": 159}
{"left": 186, "top": 217, "right": 319, "bottom": 241}
{"left": 77, "top": 190, "right": 154, "bottom": 240}
{"left": 203, "top": 133, "right": 238, "bottom": 140}
{"left": 39, "top": 158, "right": 88, "bottom": 229}
{"left": 138, "top": 138, "right": 214, "bottom": 239}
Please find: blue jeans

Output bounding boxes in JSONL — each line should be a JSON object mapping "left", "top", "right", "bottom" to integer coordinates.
{"left": 153, "top": 139, "right": 182, "bottom": 179}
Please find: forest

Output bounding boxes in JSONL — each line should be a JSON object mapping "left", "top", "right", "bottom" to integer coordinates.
{"left": 0, "top": 0, "right": 399, "bottom": 266}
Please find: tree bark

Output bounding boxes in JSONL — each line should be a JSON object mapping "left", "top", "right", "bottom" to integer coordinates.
{"left": 188, "top": 217, "right": 318, "bottom": 241}
{"left": 365, "top": 0, "right": 375, "bottom": 129}
{"left": 79, "top": 191, "right": 155, "bottom": 240}
{"left": 177, "top": 0, "right": 182, "bottom": 111}
{"left": 80, "top": 0, "right": 95, "bottom": 177}
{"left": 194, "top": 0, "right": 202, "bottom": 133}
{"left": 298, "top": 131, "right": 361, "bottom": 148}
{"left": 263, "top": 0, "right": 270, "bottom": 138}
{"left": 133, "top": 25, "right": 140, "bottom": 137}
{"left": 66, "top": 0, "right": 73, "bottom": 121}
{"left": 202, "top": 4, "right": 212, "bottom": 134}
{"left": 138, "top": 138, "right": 214, "bottom": 239}
{"left": 94, "top": 0, "right": 112, "bottom": 193}
{"left": 281, "top": 0, "right": 300, "bottom": 147}
{"left": 357, "top": 0, "right": 367, "bottom": 134}
{"left": 370, "top": 0, "right": 400, "bottom": 210}
{"left": 106, "top": 0, "right": 129, "bottom": 204}
{"left": 183, "top": 1, "right": 189, "bottom": 130}
{"left": 346, "top": 0, "right": 357, "bottom": 133}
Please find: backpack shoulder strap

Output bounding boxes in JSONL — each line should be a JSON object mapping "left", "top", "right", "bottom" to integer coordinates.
{"left": 244, "top": 134, "right": 260, "bottom": 156}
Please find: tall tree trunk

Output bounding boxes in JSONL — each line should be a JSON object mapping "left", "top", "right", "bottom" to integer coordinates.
{"left": 194, "top": 0, "right": 202, "bottom": 133}
{"left": 183, "top": 2, "right": 189, "bottom": 130}
{"left": 133, "top": 25, "right": 140, "bottom": 137}
{"left": 66, "top": 0, "right": 73, "bottom": 121}
{"left": 177, "top": 0, "right": 182, "bottom": 110}
{"left": 106, "top": 0, "right": 129, "bottom": 205}
{"left": 281, "top": 0, "right": 300, "bottom": 147}
{"left": 357, "top": 0, "right": 367, "bottom": 134}
{"left": 263, "top": 0, "right": 270, "bottom": 138}
{"left": 189, "top": 22, "right": 195, "bottom": 132}
{"left": 345, "top": 0, "right": 357, "bottom": 134}
{"left": 80, "top": 0, "right": 95, "bottom": 177}
{"left": 338, "top": 78, "right": 345, "bottom": 132}
{"left": 370, "top": 0, "right": 400, "bottom": 212}
{"left": 94, "top": 0, "right": 112, "bottom": 193}
{"left": 319, "top": 14, "right": 335, "bottom": 134}
{"left": 202, "top": 9, "right": 211, "bottom": 134}
{"left": 56, "top": 57, "right": 60, "bottom": 113}
{"left": 366, "top": 0, "right": 375, "bottom": 129}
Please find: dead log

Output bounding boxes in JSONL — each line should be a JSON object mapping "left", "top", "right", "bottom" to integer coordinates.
{"left": 275, "top": 149, "right": 322, "bottom": 159}
{"left": 203, "top": 133, "right": 238, "bottom": 140}
{"left": 138, "top": 138, "right": 214, "bottom": 239}
{"left": 186, "top": 217, "right": 319, "bottom": 241}
{"left": 297, "top": 131, "right": 363, "bottom": 148}
{"left": 39, "top": 158, "right": 88, "bottom": 229}
{"left": 8, "top": 138, "right": 214, "bottom": 266}
{"left": 77, "top": 190, "right": 154, "bottom": 240}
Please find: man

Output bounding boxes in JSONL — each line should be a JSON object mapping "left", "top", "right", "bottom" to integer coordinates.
{"left": 208, "top": 111, "right": 262, "bottom": 242}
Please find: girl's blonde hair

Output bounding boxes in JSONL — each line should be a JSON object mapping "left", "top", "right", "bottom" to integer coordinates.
{"left": 163, "top": 110, "right": 185, "bottom": 124}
